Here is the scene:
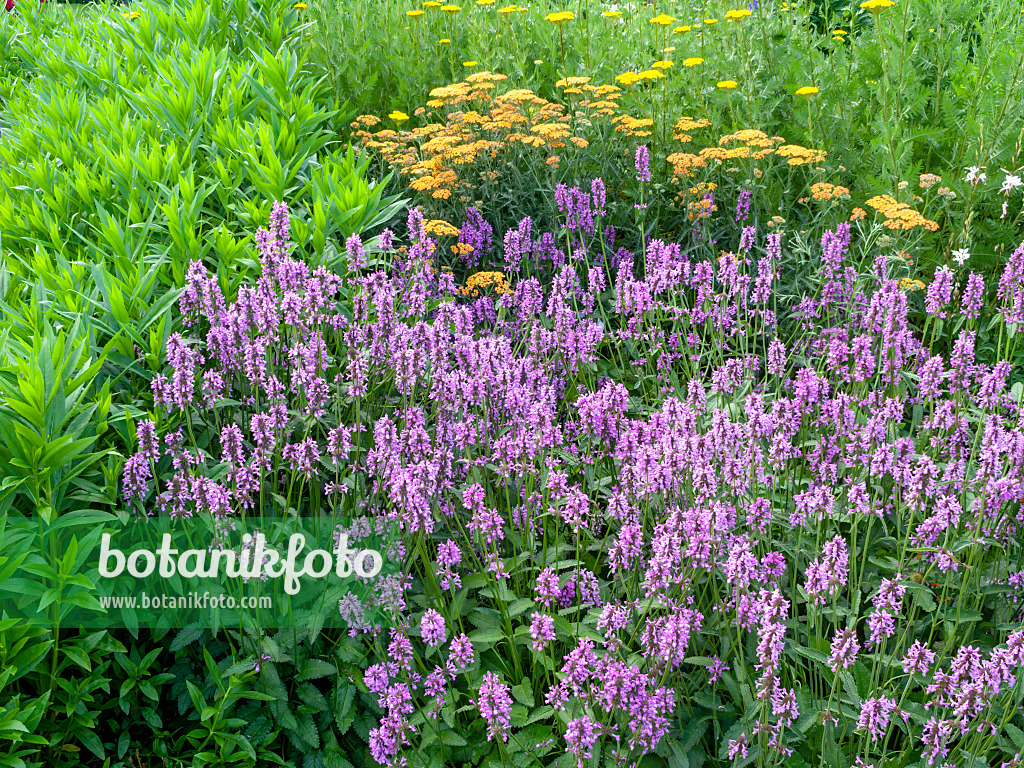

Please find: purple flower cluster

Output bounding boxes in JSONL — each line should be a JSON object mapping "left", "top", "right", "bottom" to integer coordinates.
{"left": 133, "top": 185, "right": 1024, "bottom": 768}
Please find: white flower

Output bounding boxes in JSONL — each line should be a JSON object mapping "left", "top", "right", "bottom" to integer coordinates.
{"left": 964, "top": 166, "right": 987, "bottom": 186}
{"left": 1000, "top": 171, "right": 1022, "bottom": 194}
{"left": 952, "top": 248, "right": 970, "bottom": 266}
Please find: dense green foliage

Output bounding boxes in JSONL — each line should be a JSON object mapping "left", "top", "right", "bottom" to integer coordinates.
{"left": 0, "top": 0, "right": 1023, "bottom": 767}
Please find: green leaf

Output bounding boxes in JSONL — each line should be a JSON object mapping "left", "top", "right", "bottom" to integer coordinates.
{"left": 298, "top": 658, "right": 338, "bottom": 681}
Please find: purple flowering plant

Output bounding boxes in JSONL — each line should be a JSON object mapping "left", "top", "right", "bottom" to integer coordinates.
{"left": 124, "top": 159, "right": 1024, "bottom": 768}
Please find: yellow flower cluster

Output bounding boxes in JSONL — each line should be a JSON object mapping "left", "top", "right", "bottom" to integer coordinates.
{"left": 773, "top": 143, "right": 828, "bottom": 166}
{"left": 459, "top": 271, "right": 511, "bottom": 297}
{"left": 864, "top": 195, "right": 940, "bottom": 231}
{"left": 616, "top": 70, "right": 666, "bottom": 86}
{"left": 425, "top": 219, "right": 460, "bottom": 238}
{"left": 545, "top": 10, "right": 573, "bottom": 24}
{"left": 860, "top": 0, "right": 894, "bottom": 12}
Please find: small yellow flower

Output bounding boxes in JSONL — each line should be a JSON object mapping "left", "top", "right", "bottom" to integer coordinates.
{"left": 859, "top": 0, "right": 894, "bottom": 12}
{"left": 616, "top": 71, "right": 642, "bottom": 85}
{"left": 795, "top": 86, "right": 819, "bottom": 97}
{"left": 439, "top": 37, "right": 452, "bottom": 43}
{"left": 603, "top": 9, "right": 621, "bottom": 17}
{"left": 440, "top": 4, "right": 460, "bottom": 12}
{"left": 717, "top": 80, "right": 738, "bottom": 90}
{"left": 477, "top": 0, "right": 494, "bottom": 4}
{"left": 389, "top": 111, "right": 409, "bottom": 123}
{"left": 292, "top": 2, "right": 306, "bottom": 8}
{"left": 424, "top": 1, "right": 442, "bottom": 6}
{"left": 832, "top": 28, "right": 847, "bottom": 35}
{"left": 703, "top": 17, "right": 718, "bottom": 24}
{"left": 498, "top": 4, "right": 516, "bottom": 12}
{"left": 651, "top": 60, "right": 673, "bottom": 69}
{"left": 122, "top": 10, "right": 140, "bottom": 19}
{"left": 725, "top": 8, "right": 752, "bottom": 20}
{"left": 463, "top": 60, "right": 478, "bottom": 66}
{"left": 673, "top": 25, "right": 690, "bottom": 33}
{"left": 407, "top": 8, "right": 425, "bottom": 16}
{"left": 638, "top": 69, "right": 666, "bottom": 80}
{"left": 650, "top": 13, "right": 676, "bottom": 25}
{"left": 545, "top": 10, "right": 574, "bottom": 24}
{"left": 682, "top": 57, "right": 704, "bottom": 66}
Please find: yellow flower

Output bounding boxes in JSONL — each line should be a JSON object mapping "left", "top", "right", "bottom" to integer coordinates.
{"left": 545, "top": 10, "right": 574, "bottom": 24}
{"left": 498, "top": 4, "right": 516, "bottom": 12}
{"left": 292, "top": 2, "right": 306, "bottom": 8}
{"left": 440, "top": 4, "right": 461, "bottom": 12}
{"left": 616, "top": 71, "right": 642, "bottom": 85}
{"left": 703, "top": 17, "right": 718, "bottom": 24}
{"left": 673, "top": 25, "right": 690, "bottom": 33}
{"left": 459, "top": 271, "right": 511, "bottom": 297}
{"left": 682, "top": 57, "right": 704, "bottom": 66}
{"left": 650, "top": 13, "right": 676, "bottom": 25}
{"left": 477, "top": 0, "right": 494, "bottom": 4}
{"left": 717, "top": 80, "right": 738, "bottom": 90}
{"left": 603, "top": 9, "right": 621, "bottom": 17}
{"left": 859, "top": 0, "right": 894, "bottom": 12}
{"left": 439, "top": 37, "right": 452, "bottom": 43}
{"left": 424, "top": 1, "right": 441, "bottom": 6}
{"left": 663, "top": 46, "right": 675, "bottom": 52}
{"left": 638, "top": 69, "right": 666, "bottom": 80}
{"left": 898, "top": 277, "right": 926, "bottom": 292}
{"left": 652, "top": 60, "right": 673, "bottom": 69}
{"left": 407, "top": 8, "right": 425, "bottom": 16}
{"left": 122, "top": 10, "right": 140, "bottom": 19}
{"left": 725, "top": 8, "right": 752, "bottom": 20}
{"left": 463, "top": 60, "right": 478, "bottom": 66}
{"left": 832, "top": 28, "right": 847, "bottom": 35}
{"left": 795, "top": 86, "right": 819, "bottom": 97}
{"left": 389, "top": 111, "right": 410, "bottom": 122}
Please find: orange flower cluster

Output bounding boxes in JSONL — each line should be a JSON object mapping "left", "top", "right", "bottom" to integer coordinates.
{"left": 666, "top": 151, "right": 708, "bottom": 179}
{"left": 353, "top": 72, "right": 625, "bottom": 202}
{"left": 810, "top": 182, "right": 850, "bottom": 201}
{"left": 672, "top": 116, "right": 712, "bottom": 143}
{"left": 612, "top": 115, "right": 655, "bottom": 137}
{"left": 459, "top": 270, "right": 511, "bottom": 297}
{"left": 674, "top": 182, "right": 718, "bottom": 221}
{"left": 666, "top": 129, "right": 825, "bottom": 182}
{"left": 354, "top": 74, "right": 835, "bottom": 217}
{"left": 864, "top": 195, "right": 940, "bottom": 232}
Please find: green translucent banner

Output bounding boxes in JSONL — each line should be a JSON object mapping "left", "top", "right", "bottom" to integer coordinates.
{"left": 0, "top": 510, "right": 399, "bottom": 633}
